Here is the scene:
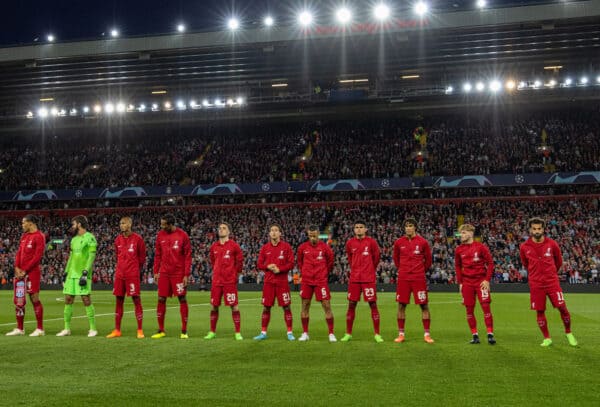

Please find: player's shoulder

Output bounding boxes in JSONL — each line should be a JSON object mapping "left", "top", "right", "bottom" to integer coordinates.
{"left": 177, "top": 228, "right": 190, "bottom": 238}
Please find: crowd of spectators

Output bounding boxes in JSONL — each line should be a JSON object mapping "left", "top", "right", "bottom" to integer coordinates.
{"left": 1, "top": 197, "right": 598, "bottom": 289}
{"left": 1, "top": 110, "right": 599, "bottom": 190}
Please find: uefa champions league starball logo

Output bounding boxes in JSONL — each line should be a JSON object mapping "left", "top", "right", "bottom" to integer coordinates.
{"left": 515, "top": 174, "right": 524, "bottom": 184}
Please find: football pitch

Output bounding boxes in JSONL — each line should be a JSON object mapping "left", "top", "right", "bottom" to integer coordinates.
{"left": 1, "top": 290, "right": 598, "bottom": 406}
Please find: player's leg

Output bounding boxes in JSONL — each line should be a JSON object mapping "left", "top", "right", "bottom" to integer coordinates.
{"left": 27, "top": 272, "right": 44, "bottom": 336}
{"left": 462, "top": 284, "right": 479, "bottom": 343}
{"left": 549, "top": 287, "right": 577, "bottom": 346}
{"left": 254, "top": 283, "right": 275, "bottom": 340}
{"left": 420, "top": 304, "right": 434, "bottom": 343}
{"left": 277, "top": 285, "right": 294, "bottom": 340}
{"left": 299, "top": 298, "right": 311, "bottom": 340}
{"left": 178, "top": 295, "right": 189, "bottom": 338}
{"left": 132, "top": 296, "right": 144, "bottom": 338}
{"left": 56, "top": 294, "right": 75, "bottom": 336}
{"left": 152, "top": 296, "right": 168, "bottom": 338}
{"left": 341, "top": 283, "right": 360, "bottom": 341}
{"left": 477, "top": 285, "right": 495, "bottom": 345}
{"left": 395, "top": 281, "right": 411, "bottom": 342}
{"left": 81, "top": 294, "right": 97, "bottom": 337}
{"left": 7, "top": 277, "right": 27, "bottom": 336}
{"left": 206, "top": 286, "right": 222, "bottom": 339}
{"left": 531, "top": 287, "right": 552, "bottom": 346}
{"left": 225, "top": 285, "right": 241, "bottom": 339}
{"left": 231, "top": 304, "right": 242, "bottom": 340}
{"left": 317, "top": 285, "right": 336, "bottom": 342}
{"left": 362, "top": 283, "right": 381, "bottom": 342}
{"left": 413, "top": 281, "right": 433, "bottom": 343}
{"left": 108, "top": 277, "right": 125, "bottom": 338}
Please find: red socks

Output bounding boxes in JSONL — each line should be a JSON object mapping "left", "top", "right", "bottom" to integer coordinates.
{"left": 33, "top": 301, "right": 44, "bottom": 330}
{"left": 536, "top": 311, "right": 550, "bottom": 338}
{"left": 261, "top": 310, "right": 271, "bottom": 332}
{"left": 179, "top": 300, "right": 189, "bottom": 333}
{"left": 369, "top": 302, "right": 380, "bottom": 335}
{"left": 346, "top": 302, "right": 357, "bottom": 334}
{"left": 115, "top": 297, "right": 124, "bottom": 331}
{"left": 157, "top": 301, "right": 166, "bottom": 332}
{"left": 466, "top": 305, "right": 478, "bottom": 334}
{"left": 284, "top": 308, "right": 293, "bottom": 333}
{"left": 232, "top": 310, "right": 241, "bottom": 333}
{"left": 132, "top": 296, "right": 143, "bottom": 330}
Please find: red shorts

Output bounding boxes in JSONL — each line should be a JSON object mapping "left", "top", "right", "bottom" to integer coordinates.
{"left": 461, "top": 282, "right": 492, "bottom": 307}
{"left": 211, "top": 284, "right": 239, "bottom": 306}
{"left": 347, "top": 282, "right": 377, "bottom": 302}
{"left": 261, "top": 282, "right": 291, "bottom": 307}
{"left": 26, "top": 271, "right": 41, "bottom": 294}
{"left": 300, "top": 283, "right": 331, "bottom": 301}
{"left": 113, "top": 276, "right": 141, "bottom": 297}
{"left": 158, "top": 274, "right": 187, "bottom": 298}
{"left": 396, "top": 280, "right": 428, "bottom": 304}
{"left": 530, "top": 283, "right": 565, "bottom": 311}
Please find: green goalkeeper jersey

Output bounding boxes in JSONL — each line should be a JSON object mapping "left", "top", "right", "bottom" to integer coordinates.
{"left": 65, "top": 231, "right": 97, "bottom": 279}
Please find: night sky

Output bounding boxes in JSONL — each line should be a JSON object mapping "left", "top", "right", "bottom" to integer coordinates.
{"left": 2, "top": 1, "right": 557, "bottom": 47}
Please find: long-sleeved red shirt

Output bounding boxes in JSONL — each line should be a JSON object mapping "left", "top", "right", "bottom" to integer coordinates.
{"left": 115, "top": 232, "right": 146, "bottom": 279}
{"left": 297, "top": 240, "right": 334, "bottom": 285}
{"left": 454, "top": 241, "right": 493, "bottom": 284}
{"left": 520, "top": 237, "right": 562, "bottom": 286}
{"left": 257, "top": 240, "right": 294, "bottom": 284}
{"left": 346, "top": 236, "right": 381, "bottom": 283}
{"left": 393, "top": 235, "right": 432, "bottom": 281}
{"left": 15, "top": 230, "right": 45, "bottom": 275}
{"left": 153, "top": 228, "right": 192, "bottom": 276}
{"left": 209, "top": 239, "right": 243, "bottom": 285}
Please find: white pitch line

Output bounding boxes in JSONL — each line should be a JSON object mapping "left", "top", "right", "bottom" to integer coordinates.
{"left": 0, "top": 298, "right": 261, "bottom": 327}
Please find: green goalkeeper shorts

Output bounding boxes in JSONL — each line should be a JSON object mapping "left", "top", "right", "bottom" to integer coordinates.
{"left": 63, "top": 278, "right": 92, "bottom": 296}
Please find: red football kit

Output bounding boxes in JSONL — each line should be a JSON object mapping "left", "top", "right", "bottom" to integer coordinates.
{"left": 297, "top": 240, "right": 334, "bottom": 301}
{"left": 393, "top": 235, "right": 432, "bottom": 304}
{"left": 113, "top": 232, "right": 146, "bottom": 297}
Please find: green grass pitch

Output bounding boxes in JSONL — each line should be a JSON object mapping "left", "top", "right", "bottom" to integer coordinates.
{"left": 1, "top": 290, "right": 598, "bottom": 406}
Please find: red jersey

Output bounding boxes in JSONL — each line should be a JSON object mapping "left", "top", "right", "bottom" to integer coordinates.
{"left": 209, "top": 239, "right": 243, "bottom": 285}
{"left": 153, "top": 227, "right": 192, "bottom": 276}
{"left": 393, "top": 235, "right": 432, "bottom": 281}
{"left": 345, "top": 236, "right": 381, "bottom": 283}
{"left": 15, "top": 230, "right": 45, "bottom": 275}
{"left": 257, "top": 240, "right": 294, "bottom": 284}
{"left": 115, "top": 232, "right": 146, "bottom": 279}
{"left": 297, "top": 240, "right": 334, "bottom": 285}
{"left": 454, "top": 241, "right": 493, "bottom": 284}
{"left": 519, "top": 237, "right": 562, "bottom": 286}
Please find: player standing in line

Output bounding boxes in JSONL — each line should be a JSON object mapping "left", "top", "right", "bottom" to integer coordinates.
{"left": 204, "top": 222, "right": 244, "bottom": 340}
{"left": 107, "top": 216, "right": 146, "bottom": 339}
{"left": 454, "top": 224, "right": 496, "bottom": 345}
{"left": 254, "top": 224, "right": 295, "bottom": 341}
{"left": 296, "top": 225, "right": 336, "bottom": 342}
{"left": 392, "top": 218, "right": 434, "bottom": 343}
{"left": 6, "top": 215, "right": 46, "bottom": 337}
{"left": 341, "top": 221, "right": 383, "bottom": 343}
{"left": 151, "top": 214, "right": 192, "bottom": 339}
{"left": 56, "top": 215, "right": 98, "bottom": 337}
{"left": 519, "top": 218, "right": 578, "bottom": 347}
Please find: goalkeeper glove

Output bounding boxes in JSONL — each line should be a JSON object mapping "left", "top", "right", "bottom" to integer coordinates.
{"left": 79, "top": 270, "right": 88, "bottom": 287}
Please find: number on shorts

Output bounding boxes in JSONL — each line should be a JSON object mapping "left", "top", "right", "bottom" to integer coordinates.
{"left": 176, "top": 283, "right": 185, "bottom": 294}
{"left": 321, "top": 287, "right": 327, "bottom": 298}
{"left": 364, "top": 288, "right": 375, "bottom": 298}
{"left": 282, "top": 292, "right": 290, "bottom": 303}
{"left": 556, "top": 291, "right": 564, "bottom": 302}
{"left": 417, "top": 291, "right": 427, "bottom": 301}
{"left": 481, "top": 288, "right": 489, "bottom": 300}
{"left": 129, "top": 283, "right": 136, "bottom": 294}
{"left": 226, "top": 293, "right": 237, "bottom": 303}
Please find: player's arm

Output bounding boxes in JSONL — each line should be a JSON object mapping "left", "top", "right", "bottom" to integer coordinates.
{"left": 392, "top": 240, "right": 400, "bottom": 270}
{"left": 153, "top": 235, "right": 162, "bottom": 278}
{"left": 235, "top": 243, "right": 243, "bottom": 274}
{"left": 183, "top": 235, "right": 192, "bottom": 282}
{"left": 345, "top": 241, "right": 353, "bottom": 264}
{"left": 296, "top": 245, "right": 304, "bottom": 271}
{"left": 553, "top": 241, "right": 563, "bottom": 272}
{"left": 209, "top": 243, "right": 216, "bottom": 267}
{"left": 371, "top": 240, "right": 381, "bottom": 269}
{"left": 257, "top": 246, "right": 268, "bottom": 271}
{"left": 83, "top": 234, "right": 97, "bottom": 272}
{"left": 423, "top": 240, "right": 432, "bottom": 271}
{"left": 138, "top": 236, "right": 147, "bottom": 271}
{"left": 482, "top": 245, "right": 493, "bottom": 288}
{"left": 454, "top": 247, "right": 463, "bottom": 286}
{"left": 519, "top": 245, "right": 528, "bottom": 270}
{"left": 326, "top": 244, "right": 335, "bottom": 273}
{"left": 279, "top": 245, "right": 295, "bottom": 273}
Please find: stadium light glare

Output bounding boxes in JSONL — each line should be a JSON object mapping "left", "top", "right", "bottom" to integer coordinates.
{"left": 37, "top": 107, "right": 48, "bottom": 118}
{"left": 298, "top": 11, "right": 314, "bottom": 26}
{"left": 27, "top": 111, "right": 34, "bottom": 118}
{"left": 104, "top": 103, "right": 115, "bottom": 114}
{"left": 228, "top": 18, "right": 240, "bottom": 31}
{"left": 564, "top": 78, "right": 572, "bottom": 86}
{"left": 151, "top": 103, "right": 159, "bottom": 111}
{"left": 93, "top": 105, "right": 102, "bottom": 113}
{"left": 445, "top": 86, "right": 453, "bottom": 94}
{"left": 116, "top": 102, "right": 126, "bottom": 113}
{"left": 69, "top": 108, "right": 78, "bottom": 116}
{"left": 236, "top": 96, "right": 244, "bottom": 105}
{"left": 489, "top": 80, "right": 501, "bottom": 92}
{"left": 226, "top": 98, "right": 235, "bottom": 106}
{"left": 177, "top": 100, "right": 186, "bottom": 110}
{"left": 138, "top": 104, "right": 146, "bottom": 112}
{"left": 463, "top": 82, "right": 472, "bottom": 93}
{"left": 164, "top": 101, "right": 172, "bottom": 110}
{"left": 475, "top": 81, "right": 485, "bottom": 92}
{"left": 517, "top": 81, "right": 527, "bottom": 89}
{"left": 202, "top": 99, "right": 210, "bottom": 107}
{"left": 547, "top": 79, "right": 557, "bottom": 87}
{"left": 47, "top": 34, "right": 55, "bottom": 42}
{"left": 110, "top": 29, "right": 119, "bottom": 38}
{"left": 476, "top": 0, "right": 487, "bottom": 9}
{"left": 177, "top": 23, "right": 186, "bottom": 33}
{"left": 264, "top": 16, "right": 274, "bottom": 27}
{"left": 414, "top": 1, "right": 429, "bottom": 16}
{"left": 215, "top": 99, "right": 225, "bottom": 107}
{"left": 51, "top": 107, "right": 59, "bottom": 117}
{"left": 506, "top": 80, "right": 516, "bottom": 90}
{"left": 596, "top": 75, "right": 600, "bottom": 84}
{"left": 82, "top": 106, "right": 90, "bottom": 113}
{"left": 336, "top": 7, "right": 352, "bottom": 24}
{"left": 373, "top": 4, "right": 391, "bottom": 21}
{"left": 533, "top": 80, "right": 542, "bottom": 88}
{"left": 580, "top": 76, "right": 589, "bottom": 85}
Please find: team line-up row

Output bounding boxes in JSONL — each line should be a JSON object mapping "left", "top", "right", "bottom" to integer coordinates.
{"left": 7, "top": 214, "right": 578, "bottom": 347}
